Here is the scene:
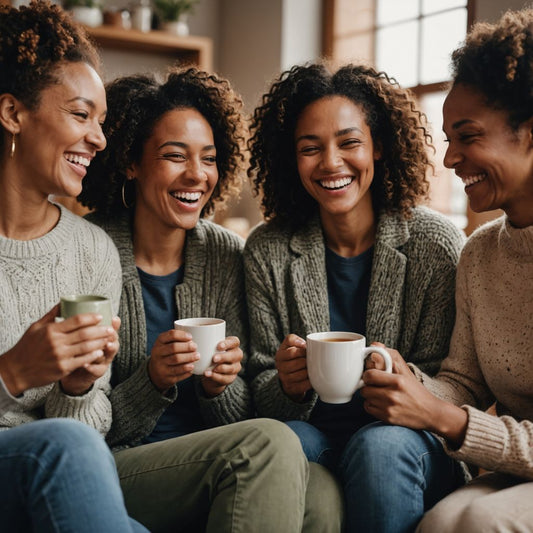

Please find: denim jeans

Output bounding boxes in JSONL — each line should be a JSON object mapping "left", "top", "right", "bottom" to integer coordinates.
{"left": 0, "top": 418, "right": 146, "bottom": 533}
{"left": 287, "top": 420, "right": 464, "bottom": 533}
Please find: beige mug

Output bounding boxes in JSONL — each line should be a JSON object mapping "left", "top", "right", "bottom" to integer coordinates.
{"left": 59, "top": 295, "right": 112, "bottom": 326}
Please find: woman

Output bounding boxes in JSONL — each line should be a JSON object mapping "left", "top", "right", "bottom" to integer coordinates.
{"left": 244, "top": 62, "right": 466, "bottom": 531}
{"left": 79, "top": 68, "right": 318, "bottom": 533}
{"left": 0, "top": 2, "right": 144, "bottom": 531}
{"left": 360, "top": 8, "right": 533, "bottom": 532}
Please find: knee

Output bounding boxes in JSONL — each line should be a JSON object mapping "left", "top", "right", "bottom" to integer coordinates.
{"left": 252, "top": 418, "right": 304, "bottom": 456}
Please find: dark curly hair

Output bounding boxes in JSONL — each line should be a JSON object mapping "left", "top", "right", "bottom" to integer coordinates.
{"left": 0, "top": 0, "right": 99, "bottom": 153}
{"left": 248, "top": 62, "right": 432, "bottom": 226}
{"left": 451, "top": 8, "right": 533, "bottom": 130}
{"left": 79, "top": 66, "right": 246, "bottom": 217}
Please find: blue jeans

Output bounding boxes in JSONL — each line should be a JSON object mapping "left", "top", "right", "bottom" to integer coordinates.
{"left": 0, "top": 418, "right": 147, "bottom": 533}
{"left": 287, "top": 420, "right": 464, "bottom": 533}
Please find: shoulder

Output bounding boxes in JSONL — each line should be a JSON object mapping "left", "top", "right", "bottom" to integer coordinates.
{"left": 245, "top": 219, "right": 294, "bottom": 255}
{"left": 459, "top": 215, "right": 504, "bottom": 265}
{"left": 195, "top": 219, "right": 244, "bottom": 255}
{"left": 404, "top": 206, "right": 466, "bottom": 262}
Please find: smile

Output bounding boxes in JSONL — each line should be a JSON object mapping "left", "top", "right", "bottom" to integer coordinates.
{"left": 461, "top": 173, "right": 486, "bottom": 187}
{"left": 170, "top": 191, "right": 202, "bottom": 203}
{"left": 319, "top": 177, "right": 353, "bottom": 190}
{"left": 64, "top": 153, "right": 91, "bottom": 167}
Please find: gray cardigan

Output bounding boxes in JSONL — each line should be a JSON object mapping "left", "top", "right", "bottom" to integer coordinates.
{"left": 88, "top": 214, "right": 253, "bottom": 448}
{"left": 243, "top": 206, "right": 465, "bottom": 421}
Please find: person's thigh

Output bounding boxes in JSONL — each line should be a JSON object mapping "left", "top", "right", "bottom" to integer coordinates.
{"left": 303, "top": 462, "right": 345, "bottom": 533}
{"left": 114, "top": 418, "right": 308, "bottom": 533}
{"left": 339, "top": 422, "right": 463, "bottom": 533}
{"left": 418, "top": 472, "right": 533, "bottom": 533}
{"left": 0, "top": 419, "right": 144, "bottom": 533}
{"left": 286, "top": 420, "right": 337, "bottom": 468}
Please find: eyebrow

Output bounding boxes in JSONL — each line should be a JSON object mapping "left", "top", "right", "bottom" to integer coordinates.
{"left": 451, "top": 119, "right": 475, "bottom": 130}
{"left": 67, "top": 96, "right": 96, "bottom": 109}
{"left": 158, "top": 141, "right": 216, "bottom": 151}
{"left": 295, "top": 126, "right": 363, "bottom": 144}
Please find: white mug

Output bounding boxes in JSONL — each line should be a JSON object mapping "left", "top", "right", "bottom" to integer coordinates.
{"left": 174, "top": 318, "right": 226, "bottom": 375}
{"left": 306, "top": 331, "right": 392, "bottom": 404}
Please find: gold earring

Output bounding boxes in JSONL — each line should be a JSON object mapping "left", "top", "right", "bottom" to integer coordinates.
{"left": 10, "top": 133, "right": 16, "bottom": 158}
{"left": 121, "top": 177, "right": 133, "bottom": 209}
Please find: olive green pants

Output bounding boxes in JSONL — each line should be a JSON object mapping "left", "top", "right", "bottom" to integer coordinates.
{"left": 114, "top": 419, "right": 344, "bottom": 532}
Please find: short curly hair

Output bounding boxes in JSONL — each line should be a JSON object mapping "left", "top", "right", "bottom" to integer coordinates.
{"left": 451, "top": 8, "right": 533, "bottom": 130}
{"left": 0, "top": 1, "right": 99, "bottom": 152}
{"left": 79, "top": 66, "right": 246, "bottom": 218}
{"left": 248, "top": 62, "right": 432, "bottom": 226}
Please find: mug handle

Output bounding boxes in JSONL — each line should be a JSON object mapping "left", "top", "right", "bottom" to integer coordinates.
{"left": 356, "top": 346, "right": 393, "bottom": 389}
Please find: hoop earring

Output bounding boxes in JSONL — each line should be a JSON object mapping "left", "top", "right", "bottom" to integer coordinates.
{"left": 121, "top": 178, "right": 133, "bottom": 209}
{"left": 10, "top": 133, "right": 16, "bottom": 159}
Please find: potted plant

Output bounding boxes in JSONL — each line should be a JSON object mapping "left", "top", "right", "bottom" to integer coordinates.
{"left": 63, "top": 0, "right": 103, "bottom": 27}
{"left": 154, "top": 0, "right": 198, "bottom": 36}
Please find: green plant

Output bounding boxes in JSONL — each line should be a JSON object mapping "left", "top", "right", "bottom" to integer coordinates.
{"left": 63, "top": 0, "right": 101, "bottom": 8}
{"left": 154, "top": 0, "right": 198, "bottom": 22}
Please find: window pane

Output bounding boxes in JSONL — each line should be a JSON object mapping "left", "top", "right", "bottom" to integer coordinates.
{"left": 376, "top": 21, "right": 418, "bottom": 87}
{"left": 420, "top": 9, "right": 467, "bottom": 84}
{"left": 420, "top": 91, "right": 467, "bottom": 229}
{"left": 377, "top": 0, "right": 419, "bottom": 26}
{"left": 422, "top": 0, "right": 466, "bottom": 15}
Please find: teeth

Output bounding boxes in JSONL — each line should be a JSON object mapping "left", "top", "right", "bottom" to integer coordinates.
{"left": 461, "top": 174, "right": 486, "bottom": 187}
{"left": 172, "top": 191, "right": 202, "bottom": 202}
{"left": 319, "top": 177, "right": 353, "bottom": 190}
{"left": 65, "top": 154, "right": 90, "bottom": 167}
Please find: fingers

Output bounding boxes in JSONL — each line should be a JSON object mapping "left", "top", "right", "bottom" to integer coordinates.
{"left": 280, "top": 334, "right": 306, "bottom": 350}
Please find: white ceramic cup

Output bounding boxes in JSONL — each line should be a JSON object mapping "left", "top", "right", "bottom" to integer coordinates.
{"left": 174, "top": 317, "right": 226, "bottom": 375}
{"left": 306, "top": 331, "right": 393, "bottom": 404}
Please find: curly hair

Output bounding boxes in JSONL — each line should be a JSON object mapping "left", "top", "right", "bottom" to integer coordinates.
{"left": 79, "top": 66, "right": 246, "bottom": 218}
{"left": 451, "top": 8, "right": 533, "bottom": 129}
{"left": 247, "top": 62, "right": 432, "bottom": 226}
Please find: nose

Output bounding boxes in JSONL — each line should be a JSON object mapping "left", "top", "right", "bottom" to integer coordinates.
{"left": 443, "top": 140, "right": 461, "bottom": 169}
{"left": 87, "top": 121, "right": 106, "bottom": 152}
{"left": 184, "top": 156, "right": 206, "bottom": 182}
{"left": 320, "top": 144, "right": 342, "bottom": 171}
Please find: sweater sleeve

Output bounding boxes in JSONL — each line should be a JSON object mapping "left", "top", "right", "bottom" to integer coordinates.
{"left": 43, "top": 224, "right": 123, "bottom": 435}
{"left": 445, "top": 406, "right": 533, "bottom": 480}
{"left": 195, "top": 231, "right": 254, "bottom": 426}
{"left": 244, "top": 233, "right": 316, "bottom": 421}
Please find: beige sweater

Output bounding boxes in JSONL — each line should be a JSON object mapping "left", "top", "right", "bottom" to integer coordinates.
{"left": 413, "top": 216, "right": 533, "bottom": 479}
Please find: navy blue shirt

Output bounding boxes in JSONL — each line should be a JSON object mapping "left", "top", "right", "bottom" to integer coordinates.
{"left": 310, "top": 246, "right": 375, "bottom": 446}
{"left": 137, "top": 266, "right": 204, "bottom": 444}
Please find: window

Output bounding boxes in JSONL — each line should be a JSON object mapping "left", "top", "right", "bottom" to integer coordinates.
{"left": 323, "top": 0, "right": 476, "bottom": 231}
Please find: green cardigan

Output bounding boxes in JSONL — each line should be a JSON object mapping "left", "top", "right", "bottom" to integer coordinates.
{"left": 88, "top": 213, "right": 253, "bottom": 448}
{"left": 243, "top": 206, "right": 465, "bottom": 421}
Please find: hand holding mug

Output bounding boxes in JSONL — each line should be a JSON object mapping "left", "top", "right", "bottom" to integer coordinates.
{"left": 275, "top": 334, "right": 310, "bottom": 403}
{"left": 148, "top": 329, "right": 200, "bottom": 392}
{"left": 201, "top": 336, "right": 243, "bottom": 398}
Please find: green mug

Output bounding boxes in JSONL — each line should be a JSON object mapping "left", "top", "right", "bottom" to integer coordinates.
{"left": 60, "top": 295, "right": 112, "bottom": 326}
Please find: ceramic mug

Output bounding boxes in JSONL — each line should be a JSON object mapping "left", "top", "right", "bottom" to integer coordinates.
{"left": 59, "top": 295, "right": 112, "bottom": 326}
{"left": 306, "top": 331, "right": 393, "bottom": 404}
{"left": 174, "top": 317, "right": 226, "bottom": 375}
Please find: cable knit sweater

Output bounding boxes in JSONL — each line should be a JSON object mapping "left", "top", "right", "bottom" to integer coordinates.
{"left": 411, "top": 216, "right": 533, "bottom": 479}
{"left": 0, "top": 204, "right": 121, "bottom": 434}
{"left": 244, "top": 206, "right": 465, "bottom": 421}
{"left": 87, "top": 213, "right": 253, "bottom": 449}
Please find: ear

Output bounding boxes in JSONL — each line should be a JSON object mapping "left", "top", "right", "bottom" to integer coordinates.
{"left": 0, "top": 93, "right": 24, "bottom": 134}
{"left": 126, "top": 162, "right": 137, "bottom": 180}
{"left": 373, "top": 139, "right": 383, "bottom": 161}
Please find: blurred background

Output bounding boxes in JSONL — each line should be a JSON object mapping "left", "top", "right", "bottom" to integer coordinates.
{"left": 6, "top": 0, "right": 530, "bottom": 236}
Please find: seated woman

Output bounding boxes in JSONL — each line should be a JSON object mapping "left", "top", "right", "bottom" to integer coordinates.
{"left": 244, "top": 62, "right": 466, "bottom": 532}
{"left": 79, "top": 67, "right": 335, "bottom": 533}
{"left": 0, "top": 2, "right": 143, "bottom": 531}
{"left": 360, "top": 8, "right": 533, "bottom": 533}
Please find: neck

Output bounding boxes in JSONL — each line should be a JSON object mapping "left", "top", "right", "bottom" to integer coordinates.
{"left": 0, "top": 166, "right": 60, "bottom": 239}
{"left": 132, "top": 212, "right": 187, "bottom": 275}
{"left": 505, "top": 193, "right": 533, "bottom": 228}
{"left": 320, "top": 202, "right": 376, "bottom": 257}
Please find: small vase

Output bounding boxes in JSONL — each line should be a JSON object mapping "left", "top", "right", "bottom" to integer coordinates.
{"left": 69, "top": 6, "right": 103, "bottom": 28}
{"left": 160, "top": 15, "right": 189, "bottom": 36}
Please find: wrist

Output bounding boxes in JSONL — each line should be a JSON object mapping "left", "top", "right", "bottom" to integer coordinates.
{"left": 430, "top": 399, "right": 468, "bottom": 449}
{"left": 0, "top": 353, "right": 26, "bottom": 396}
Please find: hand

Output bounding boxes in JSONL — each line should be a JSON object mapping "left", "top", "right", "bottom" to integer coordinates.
{"left": 360, "top": 344, "right": 468, "bottom": 447}
{"left": 201, "top": 336, "right": 243, "bottom": 398}
{"left": 148, "top": 329, "right": 199, "bottom": 392}
{"left": 276, "top": 334, "right": 311, "bottom": 403}
{"left": 60, "top": 316, "right": 121, "bottom": 395}
{"left": 0, "top": 305, "right": 117, "bottom": 397}
{"left": 365, "top": 342, "right": 401, "bottom": 371}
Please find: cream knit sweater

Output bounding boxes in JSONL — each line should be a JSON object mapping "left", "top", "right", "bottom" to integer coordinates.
{"left": 413, "top": 216, "right": 533, "bottom": 479}
{"left": 0, "top": 204, "right": 122, "bottom": 434}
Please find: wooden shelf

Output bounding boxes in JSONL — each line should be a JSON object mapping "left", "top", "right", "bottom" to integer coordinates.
{"left": 86, "top": 26, "right": 213, "bottom": 71}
